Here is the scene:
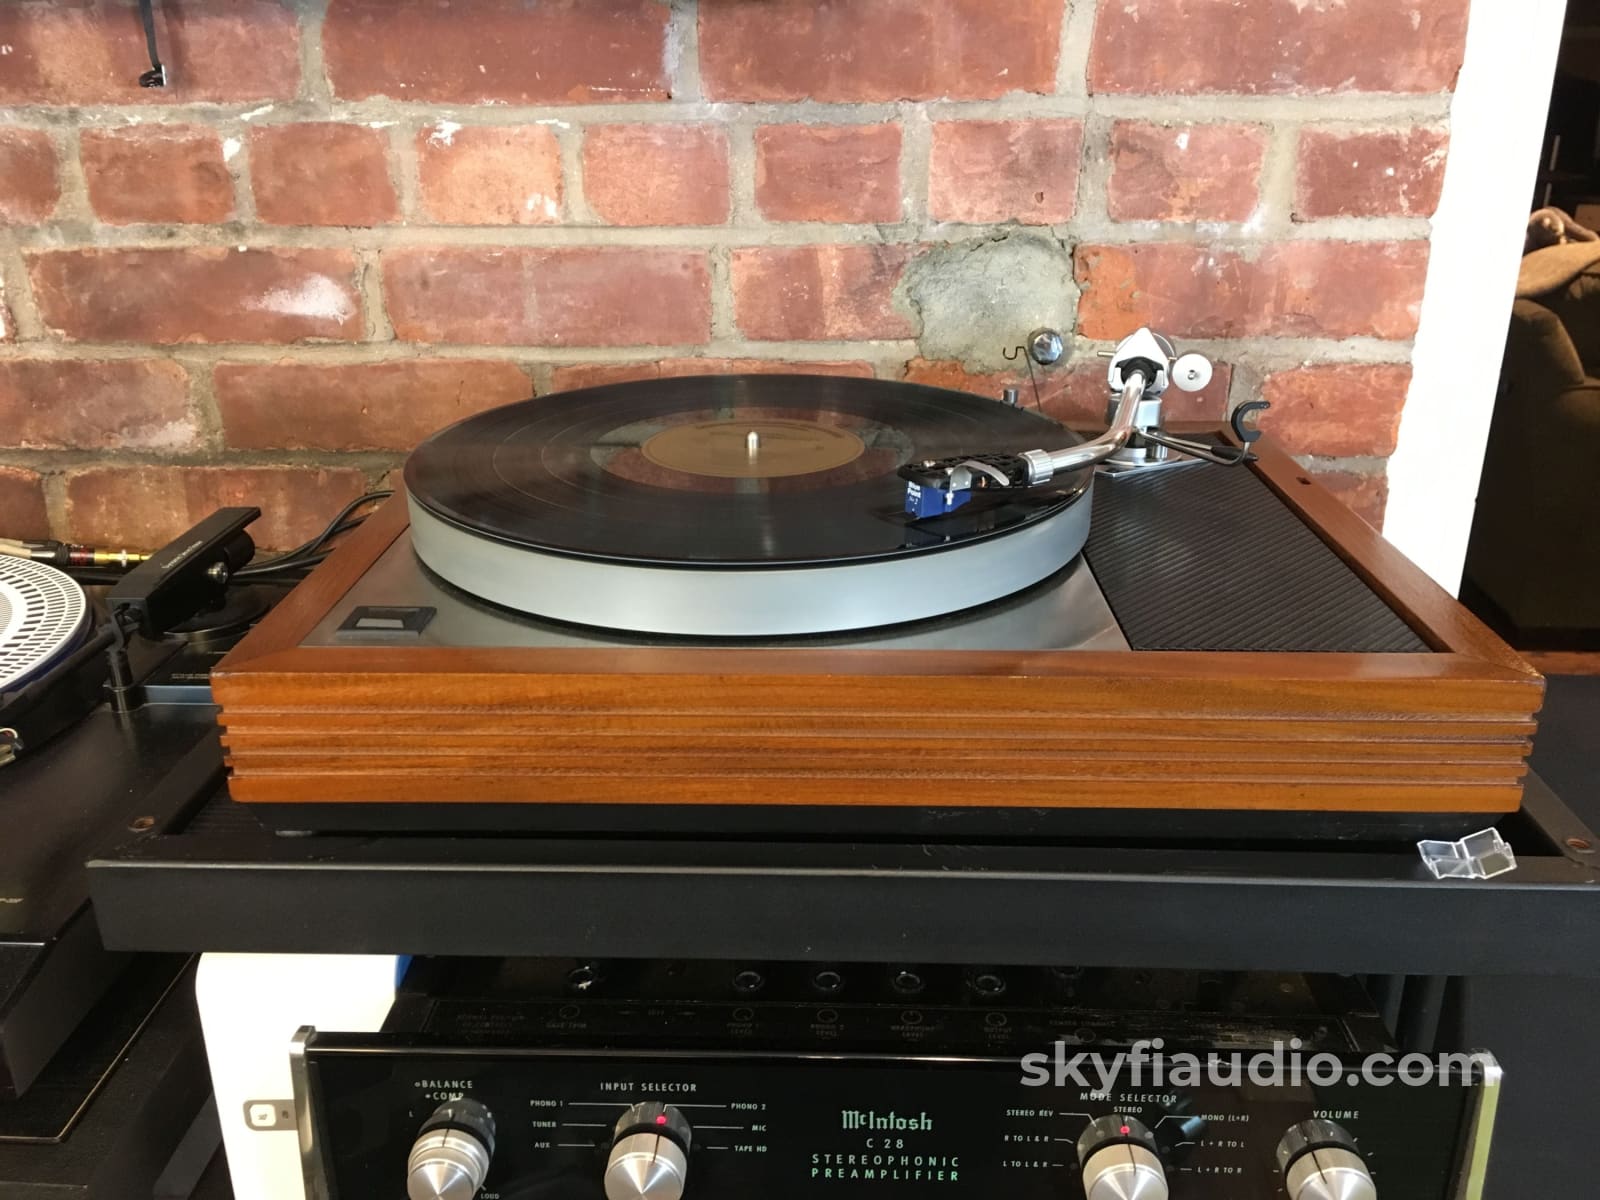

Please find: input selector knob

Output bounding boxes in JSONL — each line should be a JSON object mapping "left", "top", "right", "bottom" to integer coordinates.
{"left": 407, "top": 1098, "right": 496, "bottom": 1200}
{"left": 605, "top": 1102, "right": 692, "bottom": 1200}
{"left": 1277, "top": 1120, "right": 1377, "bottom": 1200}
{"left": 1077, "top": 1115, "right": 1169, "bottom": 1200}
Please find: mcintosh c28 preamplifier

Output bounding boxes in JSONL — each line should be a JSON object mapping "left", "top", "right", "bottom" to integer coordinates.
{"left": 289, "top": 959, "right": 1500, "bottom": 1200}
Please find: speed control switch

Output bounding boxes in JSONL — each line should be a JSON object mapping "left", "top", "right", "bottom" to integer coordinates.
{"left": 1077, "top": 1114, "right": 1169, "bottom": 1200}
{"left": 1277, "top": 1119, "right": 1377, "bottom": 1200}
{"left": 406, "top": 1098, "right": 497, "bottom": 1200}
{"left": 605, "top": 1102, "right": 693, "bottom": 1200}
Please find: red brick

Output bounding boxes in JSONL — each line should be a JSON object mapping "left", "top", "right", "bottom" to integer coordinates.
{"left": 1296, "top": 128, "right": 1450, "bottom": 220}
{"left": 902, "top": 359, "right": 1015, "bottom": 397}
{"left": 755, "top": 124, "right": 901, "bottom": 223}
{"left": 0, "top": 359, "right": 193, "bottom": 451}
{"left": 1107, "top": 123, "right": 1267, "bottom": 223}
{"left": 552, "top": 358, "right": 875, "bottom": 392}
{"left": 928, "top": 120, "right": 1082, "bottom": 225}
{"left": 732, "top": 246, "right": 915, "bottom": 341}
{"left": 1307, "top": 467, "right": 1389, "bottom": 529}
{"left": 904, "top": 357, "right": 1093, "bottom": 416}
{"left": 1090, "top": 0, "right": 1468, "bottom": 95}
{"left": 902, "top": 358, "right": 1231, "bottom": 424}
{"left": 1074, "top": 242, "right": 1429, "bottom": 340}
{"left": 251, "top": 124, "right": 397, "bottom": 227}
{"left": 80, "top": 126, "right": 233, "bottom": 225}
{"left": 324, "top": 0, "right": 668, "bottom": 104}
{"left": 28, "top": 248, "right": 362, "bottom": 344}
{"left": 0, "top": 129, "right": 59, "bottom": 225}
{"left": 584, "top": 126, "right": 730, "bottom": 227}
{"left": 66, "top": 465, "right": 368, "bottom": 551}
{"left": 700, "top": 0, "right": 1063, "bottom": 101}
{"left": 215, "top": 359, "right": 532, "bottom": 451}
{"left": 0, "top": 467, "right": 49, "bottom": 539}
{"left": 0, "top": 1, "right": 299, "bottom": 105}
{"left": 1260, "top": 364, "right": 1413, "bottom": 456}
{"left": 417, "top": 125, "right": 563, "bottom": 225}
{"left": 383, "top": 248, "right": 711, "bottom": 347}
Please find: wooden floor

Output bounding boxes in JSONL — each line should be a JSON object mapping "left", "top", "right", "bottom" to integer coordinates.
{"left": 1525, "top": 650, "right": 1600, "bottom": 676}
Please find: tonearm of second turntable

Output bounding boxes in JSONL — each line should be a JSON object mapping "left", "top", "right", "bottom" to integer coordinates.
{"left": 899, "top": 326, "right": 1270, "bottom": 518}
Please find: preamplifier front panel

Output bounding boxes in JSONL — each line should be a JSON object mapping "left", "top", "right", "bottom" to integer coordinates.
{"left": 297, "top": 1042, "right": 1487, "bottom": 1199}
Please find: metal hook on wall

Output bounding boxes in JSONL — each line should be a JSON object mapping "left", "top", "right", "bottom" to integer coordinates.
{"left": 999, "top": 341, "right": 1048, "bottom": 411}
{"left": 137, "top": 0, "right": 167, "bottom": 88}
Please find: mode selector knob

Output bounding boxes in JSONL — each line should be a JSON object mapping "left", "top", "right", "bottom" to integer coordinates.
{"left": 1277, "top": 1120, "right": 1377, "bottom": 1200}
{"left": 605, "top": 1102, "right": 692, "bottom": 1200}
{"left": 1077, "top": 1115, "right": 1169, "bottom": 1200}
{"left": 407, "top": 1099, "right": 496, "bottom": 1200}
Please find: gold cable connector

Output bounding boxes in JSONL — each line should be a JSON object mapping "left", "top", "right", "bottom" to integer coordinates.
{"left": 0, "top": 539, "right": 150, "bottom": 569}
{"left": 76, "top": 546, "right": 151, "bottom": 568}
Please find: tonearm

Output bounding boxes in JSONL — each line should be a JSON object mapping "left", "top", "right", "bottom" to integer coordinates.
{"left": 900, "top": 327, "right": 1269, "bottom": 518}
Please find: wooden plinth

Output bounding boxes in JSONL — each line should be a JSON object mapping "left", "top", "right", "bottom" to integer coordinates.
{"left": 214, "top": 434, "right": 1543, "bottom": 815}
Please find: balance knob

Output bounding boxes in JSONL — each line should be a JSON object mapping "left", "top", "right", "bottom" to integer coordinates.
{"left": 1077, "top": 1115, "right": 1169, "bottom": 1200}
{"left": 605, "top": 1102, "right": 692, "bottom": 1200}
{"left": 407, "top": 1098, "right": 496, "bottom": 1200}
{"left": 1276, "top": 1120, "right": 1377, "bottom": 1200}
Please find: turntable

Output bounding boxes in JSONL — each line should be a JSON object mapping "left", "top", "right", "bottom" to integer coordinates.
{"left": 213, "top": 328, "right": 1544, "bottom": 838}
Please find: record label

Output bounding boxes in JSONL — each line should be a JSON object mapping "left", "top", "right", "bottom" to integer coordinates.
{"left": 639, "top": 418, "right": 866, "bottom": 479}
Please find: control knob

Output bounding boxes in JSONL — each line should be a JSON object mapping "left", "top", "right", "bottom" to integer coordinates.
{"left": 1276, "top": 1120, "right": 1377, "bottom": 1200}
{"left": 1077, "top": 1114, "right": 1169, "bottom": 1200}
{"left": 605, "top": 1102, "right": 693, "bottom": 1200}
{"left": 406, "top": 1098, "right": 496, "bottom": 1200}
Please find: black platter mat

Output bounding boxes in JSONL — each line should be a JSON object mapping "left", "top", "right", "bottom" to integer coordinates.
{"left": 1086, "top": 463, "right": 1428, "bottom": 653}
{"left": 403, "top": 373, "right": 1086, "bottom": 566}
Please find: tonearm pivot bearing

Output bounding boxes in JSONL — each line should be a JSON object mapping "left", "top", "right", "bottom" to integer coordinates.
{"left": 899, "top": 326, "right": 1268, "bottom": 518}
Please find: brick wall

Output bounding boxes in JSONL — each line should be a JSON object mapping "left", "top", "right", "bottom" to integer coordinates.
{"left": 0, "top": 0, "right": 1466, "bottom": 547}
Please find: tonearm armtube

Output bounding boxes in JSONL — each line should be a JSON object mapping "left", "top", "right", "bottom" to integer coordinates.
{"left": 899, "top": 326, "right": 1269, "bottom": 518}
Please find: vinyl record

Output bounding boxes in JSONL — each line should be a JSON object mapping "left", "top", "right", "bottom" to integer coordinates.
{"left": 403, "top": 373, "right": 1088, "bottom": 567}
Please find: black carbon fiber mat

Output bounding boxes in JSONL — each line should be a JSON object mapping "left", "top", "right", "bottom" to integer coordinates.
{"left": 1085, "top": 464, "right": 1429, "bottom": 652}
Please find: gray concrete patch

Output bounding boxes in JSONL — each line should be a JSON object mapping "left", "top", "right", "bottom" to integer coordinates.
{"left": 898, "top": 233, "right": 1077, "bottom": 371}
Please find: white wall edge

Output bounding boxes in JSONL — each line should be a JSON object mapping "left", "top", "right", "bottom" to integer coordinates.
{"left": 1384, "top": 0, "right": 1569, "bottom": 593}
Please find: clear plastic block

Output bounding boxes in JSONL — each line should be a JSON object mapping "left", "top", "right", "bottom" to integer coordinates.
{"left": 1417, "top": 828, "right": 1518, "bottom": 880}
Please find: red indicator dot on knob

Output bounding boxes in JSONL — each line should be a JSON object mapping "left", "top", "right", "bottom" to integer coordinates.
{"left": 1120, "top": 1125, "right": 1130, "bottom": 1136}
{"left": 657, "top": 1115, "right": 669, "bottom": 1125}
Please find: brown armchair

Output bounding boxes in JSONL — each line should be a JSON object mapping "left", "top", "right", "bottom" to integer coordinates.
{"left": 1465, "top": 251, "right": 1600, "bottom": 638}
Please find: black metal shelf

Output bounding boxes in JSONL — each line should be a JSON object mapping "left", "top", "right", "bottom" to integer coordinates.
{"left": 86, "top": 735, "right": 1600, "bottom": 978}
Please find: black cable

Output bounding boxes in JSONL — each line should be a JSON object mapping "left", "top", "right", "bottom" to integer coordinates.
{"left": 237, "top": 552, "right": 331, "bottom": 580}
{"left": 292, "top": 510, "right": 379, "bottom": 558}
{"left": 137, "top": 0, "right": 166, "bottom": 87}
{"left": 233, "top": 523, "right": 358, "bottom": 576}
{"left": 235, "top": 491, "right": 391, "bottom": 578}
{"left": 292, "top": 490, "right": 390, "bottom": 555}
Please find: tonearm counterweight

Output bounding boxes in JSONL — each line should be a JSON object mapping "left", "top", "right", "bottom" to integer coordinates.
{"left": 900, "top": 327, "right": 1268, "bottom": 518}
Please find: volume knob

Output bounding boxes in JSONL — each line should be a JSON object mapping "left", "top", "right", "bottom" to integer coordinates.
{"left": 1077, "top": 1115, "right": 1169, "bottom": 1200}
{"left": 605, "top": 1102, "right": 692, "bottom": 1200}
{"left": 1277, "top": 1120, "right": 1377, "bottom": 1200}
{"left": 407, "top": 1099, "right": 496, "bottom": 1200}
